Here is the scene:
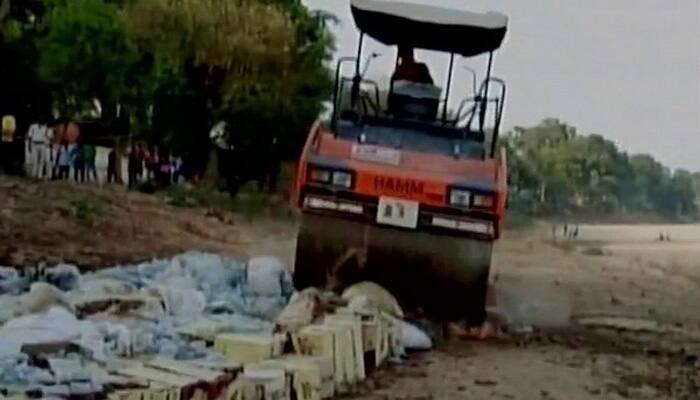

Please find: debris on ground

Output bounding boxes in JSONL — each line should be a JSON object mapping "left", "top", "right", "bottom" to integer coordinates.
{"left": 342, "top": 281, "right": 404, "bottom": 319}
{"left": 0, "top": 252, "right": 412, "bottom": 400}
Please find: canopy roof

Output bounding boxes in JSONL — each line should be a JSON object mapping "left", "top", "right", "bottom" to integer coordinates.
{"left": 350, "top": 0, "right": 508, "bottom": 57}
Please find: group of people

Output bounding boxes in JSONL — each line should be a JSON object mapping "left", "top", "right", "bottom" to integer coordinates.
{"left": 26, "top": 121, "right": 97, "bottom": 182}
{"left": 23, "top": 120, "right": 184, "bottom": 187}
{"left": 126, "top": 143, "right": 183, "bottom": 188}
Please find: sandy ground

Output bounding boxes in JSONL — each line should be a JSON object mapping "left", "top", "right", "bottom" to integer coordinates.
{"left": 350, "top": 226, "right": 700, "bottom": 400}
{"left": 2, "top": 176, "right": 700, "bottom": 398}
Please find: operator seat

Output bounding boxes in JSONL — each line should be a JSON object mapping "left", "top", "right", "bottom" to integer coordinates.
{"left": 389, "top": 80, "right": 442, "bottom": 122}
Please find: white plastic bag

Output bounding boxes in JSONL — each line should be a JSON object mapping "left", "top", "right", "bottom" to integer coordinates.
{"left": 154, "top": 286, "right": 206, "bottom": 318}
{"left": 45, "top": 264, "right": 81, "bottom": 291}
{"left": 16, "top": 282, "right": 74, "bottom": 316}
{"left": 0, "top": 307, "right": 82, "bottom": 357}
{"left": 393, "top": 318, "right": 432, "bottom": 350}
{"left": 246, "top": 256, "right": 286, "bottom": 297}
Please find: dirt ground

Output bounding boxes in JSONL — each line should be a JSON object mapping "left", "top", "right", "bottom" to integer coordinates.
{"left": 0, "top": 176, "right": 296, "bottom": 268}
{"left": 2, "top": 176, "right": 700, "bottom": 399}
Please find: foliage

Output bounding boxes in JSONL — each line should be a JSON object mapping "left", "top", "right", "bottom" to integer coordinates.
{"left": 125, "top": 0, "right": 333, "bottom": 165}
{"left": 37, "top": 0, "right": 143, "bottom": 117}
{"left": 504, "top": 119, "right": 698, "bottom": 220}
{"left": 1, "top": 0, "right": 333, "bottom": 183}
{"left": 0, "top": 0, "right": 53, "bottom": 130}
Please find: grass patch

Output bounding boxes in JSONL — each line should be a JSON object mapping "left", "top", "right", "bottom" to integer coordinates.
{"left": 69, "top": 198, "right": 103, "bottom": 227}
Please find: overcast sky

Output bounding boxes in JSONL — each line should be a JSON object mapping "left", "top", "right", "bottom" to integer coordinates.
{"left": 303, "top": 0, "right": 700, "bottom": 171}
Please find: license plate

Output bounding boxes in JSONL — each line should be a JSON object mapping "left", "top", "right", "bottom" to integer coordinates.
{"left": 376, "top": 197, "right": 419, "bottom": 229}
{"left": 352, "top": 144, "right": 401, "bottom": 166}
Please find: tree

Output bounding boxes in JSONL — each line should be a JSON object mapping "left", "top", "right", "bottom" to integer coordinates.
{"left": 126, "top": 0, "right": 333, "bottom": 181}
{"left": 666, "top": 170, "right": 697, "bottom": 216}
{"left": 0, "top": 0, "right": 53, "bottom": 132}
{"left": 37, "top": 0, "right": 144, "bottom": 119}
{"left": 504, "top": 119, "right": 698, "bottom": 219}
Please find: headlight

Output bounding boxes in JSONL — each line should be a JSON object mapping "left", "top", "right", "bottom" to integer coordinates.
{"left": 332, "top": 171, "right": 352, "bottom": 188}
{"left": 449, "top": 189, "right": 471, "bottom": 207}
{"left": 308, "top": 166, "right": 353, "bottom": 188}
{"left": 473, "top": 193, "right": 495, "bottom": 208}
{"left": 309, "top": 168, "right": 331, "bottom": 183}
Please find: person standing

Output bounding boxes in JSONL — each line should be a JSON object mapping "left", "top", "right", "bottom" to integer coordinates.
{"left": 172, "top": 156, "right": 183, "bottom": 184}
{"left": 127, "top": 144, "right": 140, "bottom": 187}
{"left": 27, "top": 120, "right": 52, "bottom": 179}
{"left": 136, "top": 144, "right": 145, "bottom": 181}
{"left": 83, "top": 143, "right": 97, "bottom": 183}
{"left": 1, "top": 115, "right": 19, "bottom": 174}
{"left": 1, "top": 115, "right": 15, "bottom": 143}
{"left": 57, "top": 142, "right": 71, "bottom": 179}
{"left": 71, "top": 142, "right": 85, "bottom": 182}
{"left": 158, "top": 150, "right": 171, "bottom": 187}
{"left": 147, "top": 145, "right": 159, "bottom": 180}
{"left": 107, "top": 148, "right": 118, "bottom": 183}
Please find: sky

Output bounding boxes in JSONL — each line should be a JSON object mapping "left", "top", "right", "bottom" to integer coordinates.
{"left": 303, "top": 0, "right": 700, "bottom": 171}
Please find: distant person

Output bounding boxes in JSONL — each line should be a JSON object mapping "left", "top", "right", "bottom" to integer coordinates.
{"left": 563, "top": 224, "right": 569, "bottom": 237}
{"left": 1, "top": 115, "right": 18, "bottom": 174}
{"left": 127, "top": 144, "right": 141, "bottom": 187}
{"left": 142, "top": 146, "right": 152, "bottom": 180}
{"left": 172, "top": 156, "right": 183, "bottom": 184}
{"left": 147, "top": 145, "right": 160, "bottom": 180}
{"left": 49, "top": 137, "right": 59, "bottom": 179}
{"left": 27, "top": 120, "right": 53, "bottom": 179}
{"left": 1, "top": 114, "right": 16, "bottom": 143}
{"left": 392, "top": 46, "right": 433, "bottom": 85}
{"left": 45, "top": 123, "right": 56, "bottom": 178}
{"left": 573, "top": 226, "right": 579, "bottom": 239}
{"left": 83, "top": 143, "right": 97, "bottom": 182}
{"left": 107, "top": 148, "right": 118, "bottom": 183}
{"left": 57, "top": 142, "right": 71, "bottom": 179}
{"left": 71, "top": 142, "right": 85, "bottom": 182}
{"left": 137, "top": 144, "right": 146, "bottom": 181}
{"left": 158, "top": 151, "right": 172, "bottom": 187}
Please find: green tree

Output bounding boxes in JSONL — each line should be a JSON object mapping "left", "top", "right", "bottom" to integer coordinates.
{"left": 37, "top": 0, "right": 144, "bottom": 119}
{"left": 126, "top": 0, "right": 333, "bottom": 178}
{"left": 666, "top": 170, "right": 697, "bottom": 216}
{"left": 504, "top": 119, "right": 697, "bottom": 220}
{"left": 0, "top": 0, "right": 53, "bottom": 131}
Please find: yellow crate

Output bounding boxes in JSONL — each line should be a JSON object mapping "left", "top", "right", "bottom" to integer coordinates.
{"left": 214, "top": 334, "right": 281, "bottom": 365}
{"left": 229, "top": 367, "right": 288, "bottom": 400}
{"left": 260, "top": 356, "right": 335, "bottom": 400}
{"left": 293, "top": 325, "right": 342, "bottom": 387}
{"left": 324, "top": 314, "right": 366, "bottom": 381}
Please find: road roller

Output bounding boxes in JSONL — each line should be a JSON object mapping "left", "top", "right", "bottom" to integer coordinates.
{"left": 292, "top": 0, "right": 509, "bottom": 325}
